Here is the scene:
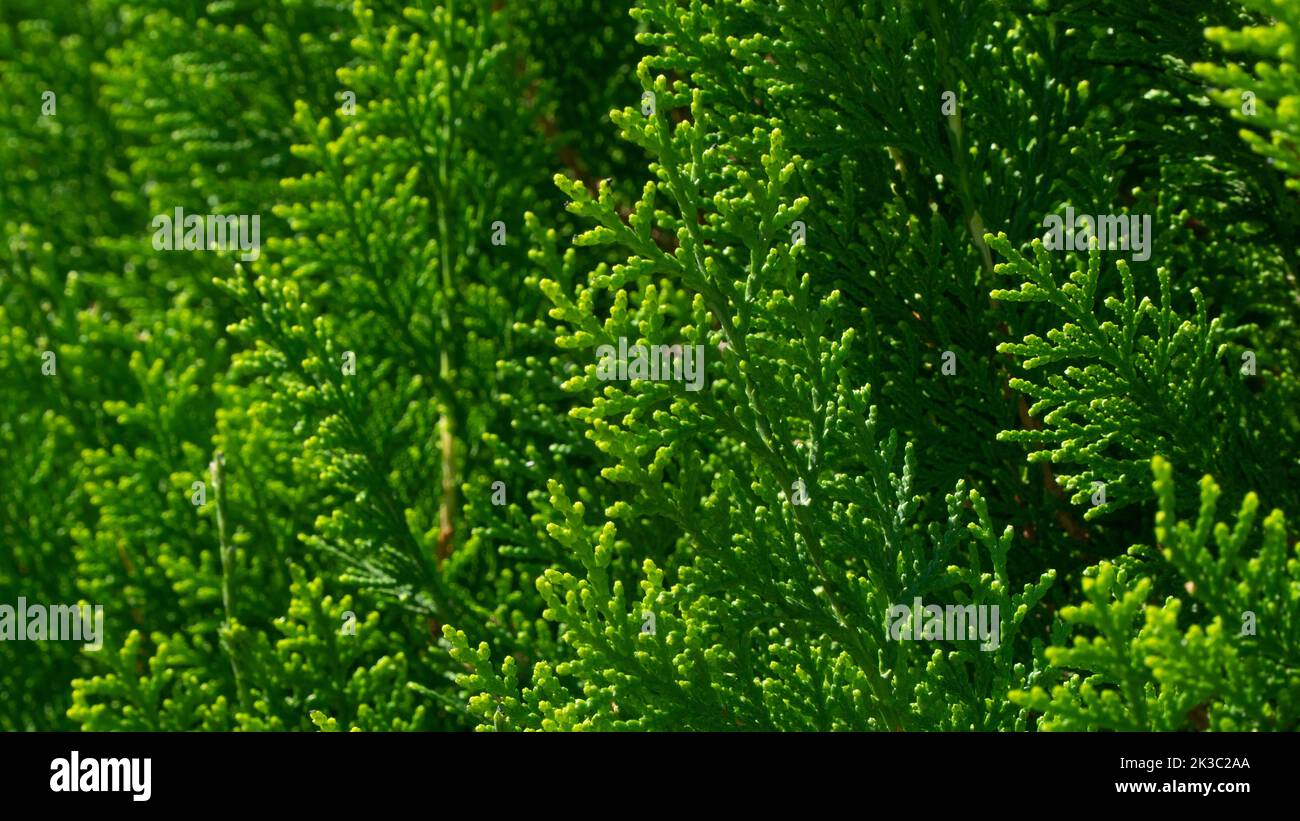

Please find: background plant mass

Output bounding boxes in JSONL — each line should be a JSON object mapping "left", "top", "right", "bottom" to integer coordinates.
{"left": 1, "top": 0, "right": 1298, "bottom": 732}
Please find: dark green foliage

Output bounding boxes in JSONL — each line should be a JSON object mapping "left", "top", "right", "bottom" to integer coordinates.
{"left": 1, "top": 0, "right": 1296, "bottom": 732}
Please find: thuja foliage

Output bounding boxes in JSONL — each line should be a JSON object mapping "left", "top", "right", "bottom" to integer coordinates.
{"left": 1, "top": 0, "right": 1297, "bottom": 732}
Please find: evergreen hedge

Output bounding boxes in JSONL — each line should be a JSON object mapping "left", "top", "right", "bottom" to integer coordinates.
{"left": 1, "top": 0, "right": 1297, "bottom": 731}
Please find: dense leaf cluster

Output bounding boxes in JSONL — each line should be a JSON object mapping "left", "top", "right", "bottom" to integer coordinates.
{"left": 1, "top": 0, "right": 1296, "bottom": 731}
